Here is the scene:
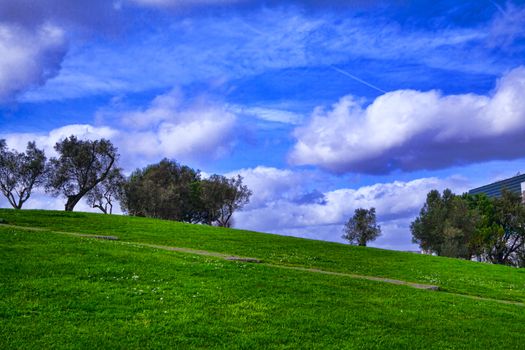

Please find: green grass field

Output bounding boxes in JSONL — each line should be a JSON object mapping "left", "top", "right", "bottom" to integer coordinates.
{"left": 1, "top": 209, "right": 524, "bottom": 349}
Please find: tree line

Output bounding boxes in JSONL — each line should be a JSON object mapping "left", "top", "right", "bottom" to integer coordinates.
{"left": 411, "top": 189, "right": 525, "bottom": 267}
{"left": 2, "top": 136, "right": 523, "bottom": 266}
{"left": 0, "top": 136, "right": 251, "bottom": 227}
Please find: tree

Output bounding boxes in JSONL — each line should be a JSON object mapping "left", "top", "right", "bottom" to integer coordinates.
{"left": 411, "top": 189, "right": 479, "bottom": 259}
{"left": 121, "top": 159, "right": 202, "bottom": 221}
{"left": 86, "top": 167, "right": 125, "bottom": 214}
{"left": 46, "top": 136, "right": 118, "bottom": 211}
{"left": 342, "top": 207, "right": 381, "bottom": 246}
{"left": 122, "top": 160, "right": 252, "bottom": 226}
{"left": 0, "top": 140, "right": 47, "bottom": 209}
{"left": 487, "top": 189, "right": 525, "bottom": 265}
{"left": 200, "top": 175, "right": 252, "bottom": 227}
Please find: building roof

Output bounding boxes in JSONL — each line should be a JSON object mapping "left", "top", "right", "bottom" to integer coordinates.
{"left": 469, "top": 173, "right": 525, "bottom": 198}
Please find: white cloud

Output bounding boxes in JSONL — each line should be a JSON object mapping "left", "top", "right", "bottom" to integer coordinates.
{"left": 3, "top": 89, "right": 237, "bottom": 168}
{"left": 117, "top": 89, "right": 237, "bottom": 163}
{"left": 226, "top": 166, "right": 305, "bottom": 208}
{"left": 1, "top": 124, "right": 118, "bottom": 157}
{"left": 290, "top": 66, "right": 525, "bottom": 174}
{"left": 120, "top": 89, "right": 183, "bottom": 129}
{"left": 0, "top": 22, "right": 67, "bottom": 100}
{"left": 230, "top": 106, "right": 304, "bottom": 125}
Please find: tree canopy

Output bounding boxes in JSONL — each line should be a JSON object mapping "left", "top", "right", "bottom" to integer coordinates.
{"left": 46, "top": 136, "right": 119, "bottom": 211}
{"left": 200, "top": 174, "right": 252, "bottom": 227}
{"left": 412, "top": 188, "right": 525, "bottom": 266}
{"left": 122, "top": 159, "right": 201, "bottom": 221}
{"left": 122, "top": 159, "right": 251, "bottom": 227}
{"left": 342, "top": 207, "right": 381, "bottom": 246}
{"left": 411, "top": 189, "right": 480, "bottom": 259}
{"left": 488, "top": 189, "right": 525, "bottom": 265}
{"left": 0, "top": 140, "right": 47, "bottom": 209}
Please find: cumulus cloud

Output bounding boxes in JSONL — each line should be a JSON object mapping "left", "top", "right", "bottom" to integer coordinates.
{"left": 0, "top": 0, "right": 137, "bottom": 101}
{"left": 0, "top": 0, "right": 124, "bottom": 101}
{"left": 1, "top": 124, "right": 119, "bottom": 157}
{"left": 225, "top": 166, "right": 306, "bottom": 208}
{"left": 3, "top": 89, "right": 237, "bottom": 167}
{"left": 0, "top": 23, "right": 67, "bottom": 101}
{"left": 237, "top": 176, "right": 468, "bottom": 230}
{"left": 121, "top": 89, "right": 184, "bottom": 129}
{"left": 290, "top": 66, "right": 525, "bottom": 174}
{"left": 117, "top": 89, "right": 237, "bottom": 162}
{"left": 232, "top": 168, "right": 469, "bottom": 249}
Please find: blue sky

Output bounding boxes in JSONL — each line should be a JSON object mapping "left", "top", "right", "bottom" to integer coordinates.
{"left": 1, "top": 0, "right": 525, "bottom": 250}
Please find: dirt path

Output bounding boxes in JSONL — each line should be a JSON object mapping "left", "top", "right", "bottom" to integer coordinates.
{"left": 2, "top": 223, "right": 524, "bottom": 306}
{"left": 0, "top": 223, "right": 119, "bottom": 240}
{"left": 266, "top": 265, "right": 439, "bottom": 290}
{"left": 113, "top": 240, "right": 439, "bottom": 290}
{"left": 120, "top": 241, "right": 263, "bottom": 263}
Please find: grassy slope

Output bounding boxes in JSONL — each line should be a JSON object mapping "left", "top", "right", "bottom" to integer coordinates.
{"left": 1, "top": 209, "right": 524, "bottom": 302}
{"left": 2, "top": 227, "right": 524, "bottom": 349}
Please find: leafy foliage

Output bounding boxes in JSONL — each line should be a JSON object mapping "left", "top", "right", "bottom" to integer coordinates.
{"left": 0, "top": 140, "right": 47, "bottom": 209}
{"left": 122, "top": 160, "right": 251, "bottom": 226}
{"left": 489, "top": 189, "right": 525, "bottom": 265}
{"left": 200, "top": 174, "right": 252, "bottom": 227}
{"left": 412, "top": 189, "right": 525, "bottom": 266}
{"left": 46, "top": 136, "right": 119, "bottom": 211}
{"left": 122, "top": 159, "right": 201, "bottom": 221}
{"left": 411, "top": 189, "right": 480, "bottom": 259}
{"left": 342, "top": 207, "right": 381, "bottom": 246}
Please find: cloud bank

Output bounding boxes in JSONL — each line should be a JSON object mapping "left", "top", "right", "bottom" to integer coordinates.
{"left": 2, "top": 89, "right": 237, "bottom": 168}
{"left": 232, "top": 167, "right": 469, "bottom": 249}
{"left": 290, "top": 66, "right": 525, "bottom": 174}
{"left": 0, "top": 23, "right": 67, "bottom": 101}
{"left": 1, "top": 124, "right": 118, "bottom": 158}
{"left": 117, "top": 89, "right": 237, "bottom": 163}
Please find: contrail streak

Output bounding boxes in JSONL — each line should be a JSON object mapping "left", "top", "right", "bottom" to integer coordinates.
{"left": 330, "top": 65, "right": 387, "bottom": 94}
{"left": 488, "top": 0, "right": 506, "bottom": 15}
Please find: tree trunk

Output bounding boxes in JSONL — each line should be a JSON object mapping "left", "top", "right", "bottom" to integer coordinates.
{"left": 65, "top": 195, "right": 83, "bottom": 211}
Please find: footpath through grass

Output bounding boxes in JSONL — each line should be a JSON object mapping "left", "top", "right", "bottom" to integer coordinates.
{"left": 2, "top": 226, "right": 525, "bottom": 349}
{"left": 1, "top": 209, "right": 524, "bottom": 303}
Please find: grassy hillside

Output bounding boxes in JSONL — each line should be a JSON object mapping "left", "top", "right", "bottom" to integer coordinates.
{"left": 1, "top": 209, "right": 524, "bottom": 349}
